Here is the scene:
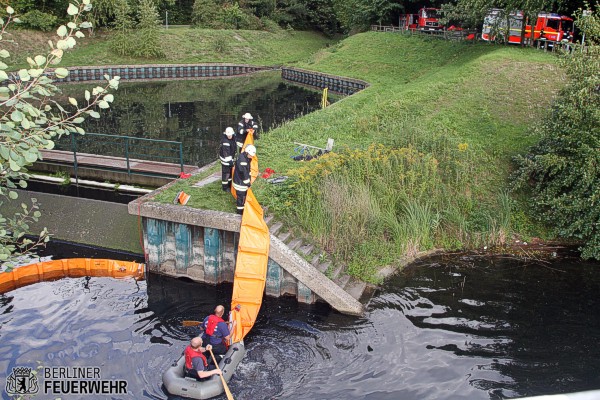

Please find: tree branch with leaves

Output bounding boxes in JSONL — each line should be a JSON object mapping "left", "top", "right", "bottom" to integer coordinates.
{"left": 0, "top": 0, "right": 120, "bottom": 268}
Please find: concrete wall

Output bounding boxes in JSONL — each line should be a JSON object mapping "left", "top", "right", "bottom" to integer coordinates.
{"left": 31, "top": 162, "right": 175, "bottom": 188}
{"left": 137, "top": 206, "right": 316, "bottom": 303}
{"left": 4, "top": 190, "right": 142, "bottom": 253}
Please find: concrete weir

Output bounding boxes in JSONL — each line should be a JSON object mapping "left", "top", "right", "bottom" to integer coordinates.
{"left": 128, "top": 192, "right": 364, "bottom": 316}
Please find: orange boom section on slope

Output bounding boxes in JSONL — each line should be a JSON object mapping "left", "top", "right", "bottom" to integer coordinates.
{"left": 229, "top": 130, "right": 270, "bottom": 344}
{"left": 0, "top": 259, "right": 145, "bottom": 294}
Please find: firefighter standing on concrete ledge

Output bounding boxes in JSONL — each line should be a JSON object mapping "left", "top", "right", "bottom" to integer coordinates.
{"left": 219, "top": 127, "right": 237, "bottom": 191}
{"left": 232, "top": 144, "right": 256, "bottom": 214}
{"left": 236, "top": 112, "right": 258, "bottom": 151}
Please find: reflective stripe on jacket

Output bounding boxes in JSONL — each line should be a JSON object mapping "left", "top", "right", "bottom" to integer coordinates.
{"left": 219, "top": 136, "right": 236, "bottom": 165}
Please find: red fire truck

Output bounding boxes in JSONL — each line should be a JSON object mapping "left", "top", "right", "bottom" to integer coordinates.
{"left": 399, "top": 8, "right": 443, "bottom": 32}
{"left": 481, "top": 8, "right": 574, "bottom": 44}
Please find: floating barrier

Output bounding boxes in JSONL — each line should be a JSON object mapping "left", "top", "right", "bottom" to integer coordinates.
{"left": 229, "top": 131, "right": 270, "bottom": 344}
{"left": 164, "top": 131, "right": 268, "bottom": 399}
{"left": 0, "top": 258, "right": 145, "bottom": 294}
{"left": 162, "top": 342, "right": 246, "bottom": 400}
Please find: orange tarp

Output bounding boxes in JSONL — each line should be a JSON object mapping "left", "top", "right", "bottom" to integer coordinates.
{"left": 0, "top": 259, "right": 145, "bottom": 294}
{"left": 229, "top": 130, "right": 270, "bottom": 344}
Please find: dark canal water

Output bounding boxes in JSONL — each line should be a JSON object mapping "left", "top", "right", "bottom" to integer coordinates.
{"left": 1, "top": 247, "right": 600, "bottom": 400}
{"left": 54, "top": 72, "right": 332, "bottom": 167}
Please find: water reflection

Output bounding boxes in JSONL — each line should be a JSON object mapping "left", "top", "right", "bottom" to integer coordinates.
{"left": 1, "top": 253, "right": 599, "bottom": 399}
{"left": 382, "top": 254, "right": 600, "bottom": 399}
{"left": 54, "top": 72, "right": 333, "bottom": 167}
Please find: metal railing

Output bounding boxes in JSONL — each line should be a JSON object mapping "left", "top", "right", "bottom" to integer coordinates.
{"left": 56, "top": 132, "right": 185, "bottom": 179}
{"left": 371, "top": 25, "right": 478, "bottom": 42}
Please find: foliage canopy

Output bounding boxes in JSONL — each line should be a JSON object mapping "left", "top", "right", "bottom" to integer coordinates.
{"left": 512, "top": 3, "right": 600, "bottom": 258}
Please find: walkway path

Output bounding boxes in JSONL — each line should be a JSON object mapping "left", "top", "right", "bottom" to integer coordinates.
{"left": 40, "top": 150, "right": 199, "bottom": 178}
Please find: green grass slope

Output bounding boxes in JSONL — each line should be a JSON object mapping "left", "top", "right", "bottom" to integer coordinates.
{"left": 62, "top": 27, "right": 332, "bottom": 66}
{"left": 157, "top": 33, "right": 563, "bottom": 283}
{"left": 252, "top": 34, "right": 562, "bottom": 280}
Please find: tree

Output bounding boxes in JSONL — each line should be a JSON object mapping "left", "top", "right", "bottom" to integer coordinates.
{"left": 109, "top": 0, "right": 134, "bottom": 56}
{"left": 333, "top": 0, "right": 401, "bottom": 32}
{"left": 512, "top": 3, "right": 600, "bottom": 258}
{"left": 246, "top": 0, "right": 276, "bottom": 19}
{"left": 133, "top": 0, "right": 164, "bottom": 58}
{"left": 88, "top": 0, "right": 120, "bottom": 29}
{"left": 271, "top": 0, "right": 308, "bottom": 27}
{"left": 191, "top": 0, "right": 222, "bottom": 28}
{"left": 305, "top": 0, "right": 340, "bottom": 36}
{"left": 0, "top": 0, "right": 119, "bottom": 268}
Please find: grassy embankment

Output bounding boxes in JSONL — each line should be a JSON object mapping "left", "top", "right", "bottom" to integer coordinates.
{"left": 19, "top": 28, "right": 563, "bottom": 282}
{"left": 150, "top": 32, "right": 564, "bottom": 282}
{"left": 6, "top": 27, "right": 332, "bottom": 67}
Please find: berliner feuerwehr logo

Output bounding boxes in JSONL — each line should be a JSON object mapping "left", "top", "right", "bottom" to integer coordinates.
{"left": 5, "top": 366, "right": 39, "bottom": 395}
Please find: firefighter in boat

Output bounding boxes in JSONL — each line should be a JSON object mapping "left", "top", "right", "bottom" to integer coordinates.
{"left": 201, "top": 305, "right": 231, "bottom": 356}
{"left": 183, "top": 337, "right": 222, "bottom": 380}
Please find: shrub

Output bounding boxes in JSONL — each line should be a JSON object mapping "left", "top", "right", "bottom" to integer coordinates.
{"left": 212, "top": 35, "right": 228, "bottom": 53}
{"left": 260, "top": 17, "right": 281, "bottom": 33}
{"left": 238, "top": 12, "right": 263, "bottom": 30}
{"left": 21, "top": 10, "right": 57, "bottom": 31}
{"left": 511, "top": 6, "right": 600, "bottom": 259}
{"left": 191, "top": 0, "right": 222, "bottom": 28}
{"left": 220, "top": 2, "right": 244, "bottom": 29}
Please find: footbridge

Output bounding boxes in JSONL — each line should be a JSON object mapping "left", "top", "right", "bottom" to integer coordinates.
{"left": 34, "top": 133, "right": 198, "bottom": 187}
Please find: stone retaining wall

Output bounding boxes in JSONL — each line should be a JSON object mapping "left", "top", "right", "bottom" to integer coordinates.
{"left": 45, "top": 64, "right": 369, "bottom": 98}
{"left": 54, "top": 63, "right": 273, "bottom": 83}
{"left": 281, "top": 67, "right": 369, "bottom": 95}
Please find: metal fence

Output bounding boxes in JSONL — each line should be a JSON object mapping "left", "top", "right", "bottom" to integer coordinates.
{"left": 55, "top": 132, "right": 184, "bottom": 178}
{"left": 371, "top": 25, "right": 478, "bottom": 42}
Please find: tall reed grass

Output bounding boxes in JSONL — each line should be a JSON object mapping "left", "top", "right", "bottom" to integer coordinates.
{"left": 280, "top": 137, "right": 515, "bottom": 282}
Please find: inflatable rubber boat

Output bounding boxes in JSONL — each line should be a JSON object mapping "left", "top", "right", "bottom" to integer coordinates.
{"left": 162, "top": 341, "right": 245, "bottom": 399}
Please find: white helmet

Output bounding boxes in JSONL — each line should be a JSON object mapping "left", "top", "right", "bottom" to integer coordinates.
{"left": 245, "top": 144, "right": 256, "bottom": 156}
{"left": 242, "top": 112, "right": 253, "bottom": 120}
{"left": 224, "top": 127, "right": 234, "bottom": 136}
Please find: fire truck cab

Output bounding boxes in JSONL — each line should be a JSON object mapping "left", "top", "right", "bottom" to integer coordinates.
{"left": 399, "top": 8, "right": 443, "bottom": 32}
{"left": 482, "top": 8, "right": 574, "bottom": 44}
{"left": 534, "top": 13, "right": 574, "bottom": 42}
{"left": 418, "top": 8, "right": 443, "bottom": 31}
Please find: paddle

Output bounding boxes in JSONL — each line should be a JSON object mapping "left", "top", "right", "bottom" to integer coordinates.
{"left": 208, "top": 348, "right": 234, "bottom": 400}
{"left": 182, "top": 320, "right": 202, "bottom": 327}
